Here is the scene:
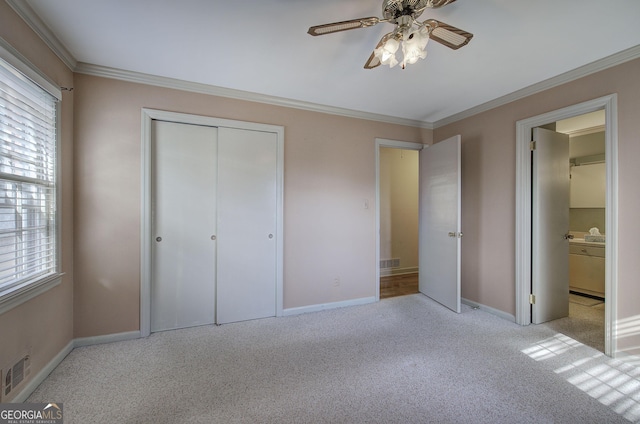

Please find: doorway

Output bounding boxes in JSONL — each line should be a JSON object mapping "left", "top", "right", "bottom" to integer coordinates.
{"left": 375, "top": 136, "right": 462, "bottom": 313}
{"left": 532, "top": 112, "right": 607, "bottom": 352}
{"left": 515, "top": 95, "right": 618, "bottom": 356}
{"left": 140, "top": 109, "right": 285, "bottom": 337}
{"left": 375, "top": 139, "right": 423, "bottom": 300}
{"left": 378, "top": 147, "right": 420, "bottom": 299}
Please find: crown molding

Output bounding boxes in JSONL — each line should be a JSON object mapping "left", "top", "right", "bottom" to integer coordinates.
{"left": 74, "top": 62, "right": 431, "bottom": 129}
{"left": 6, "top": 0, "right": 428, "bottom": 128}
{"left": 433, "top": 44, "right": 640, "bottom": 129}
{"left": 9, "top": 0, "right": 638, "bottom": 131}
{"left": 6, "top": 0, "right": 77, "bottom": 70}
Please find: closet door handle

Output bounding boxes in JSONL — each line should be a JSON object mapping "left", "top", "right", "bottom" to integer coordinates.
{"left": 268, "top": 234, "right": 274, "bottom": 239}
{"left": 211, "top": 235, "right": 216, "bottom": 241}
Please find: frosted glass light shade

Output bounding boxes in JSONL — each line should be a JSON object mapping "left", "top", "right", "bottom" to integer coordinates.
{"left": 374, "top": 38, "right": 400, "bottom": 68}
{"left": 401, "top": 26, "right": 429, "bottom": 68}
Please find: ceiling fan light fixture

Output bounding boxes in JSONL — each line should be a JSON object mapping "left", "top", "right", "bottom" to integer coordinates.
{"left": 374, "top": 37, "right": 400, "bottom": 67}
{"left": 401, "top": 26, "right": 429, "bottom": 68}
{"left": 308, "top": 0, "right": 472, "bottom": 70}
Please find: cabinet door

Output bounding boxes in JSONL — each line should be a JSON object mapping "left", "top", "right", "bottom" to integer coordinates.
{"left": 570, "top": 163, "right": 606, "bottom": 208}
{"left": 569, "top": 248, "right": 605, "bottom": 297}
{"left": 216, "top": 127, "right": 278, "bottom": 324}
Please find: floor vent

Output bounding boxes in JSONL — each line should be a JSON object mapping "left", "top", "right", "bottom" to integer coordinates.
{"left": 380, "top": 258, "right": 400, "bottom": 269}
{"left": 3, "top": 353, "right": 31, "bottom": 400}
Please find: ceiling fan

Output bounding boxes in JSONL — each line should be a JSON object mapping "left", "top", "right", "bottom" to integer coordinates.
{"left": 308, "top": 0, "right": 473, "bottom": 69}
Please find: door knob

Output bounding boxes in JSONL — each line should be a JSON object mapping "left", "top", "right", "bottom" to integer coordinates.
{"left": 268, "top": 234, "right": 274, "bottom": 239}
{"left": 156, "top": 237, "right": 162, "bottom": 242}
{"left": 211, "top": 235, "right": 216, "bottom": 241}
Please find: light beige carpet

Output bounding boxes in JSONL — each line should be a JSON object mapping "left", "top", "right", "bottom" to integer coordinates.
{"left": 27, "top": 294, "right": 636, "bottom": 423}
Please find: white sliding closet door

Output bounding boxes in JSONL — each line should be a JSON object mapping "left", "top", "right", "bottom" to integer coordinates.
{"left": 151, "top": 121, "right": 217, "bottom": 332}
{"left": 216, "top": 127, "right": 278, "bottom": 324}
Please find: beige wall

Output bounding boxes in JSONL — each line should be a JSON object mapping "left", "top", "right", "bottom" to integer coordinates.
{"left": 379, "top": 148, "right": 419, "bottom": 273}
{"left": 2, "top": 0, "right": 640, "bottom": 382}
{"left": 72, "top": 73, "right": 430, "bottom": 337}
{"left": 434, "top": 57, "right": 640, "bottom": 356}
{"left": 0, "top": 2, "right": 74, "bottom": 401}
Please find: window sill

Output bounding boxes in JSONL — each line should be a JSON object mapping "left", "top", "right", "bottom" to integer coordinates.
{"left": 0, "top": 273, "right": 64, "bottom": 316}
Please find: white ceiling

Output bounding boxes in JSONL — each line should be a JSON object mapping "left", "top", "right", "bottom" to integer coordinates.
{"left": 15, "top": 0, "right": 640, "bottom": 126}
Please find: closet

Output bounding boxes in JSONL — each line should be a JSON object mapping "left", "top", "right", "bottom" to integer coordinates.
{"left": 150, "top": 120, "right": 278, "bottom": 332}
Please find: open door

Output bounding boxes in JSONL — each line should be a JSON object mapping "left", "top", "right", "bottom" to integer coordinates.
{"left": 419, "top": 135, "right": 462, "bottom": 313}
{"left": 531, "top": 127, "right": 570, "bottom": 323}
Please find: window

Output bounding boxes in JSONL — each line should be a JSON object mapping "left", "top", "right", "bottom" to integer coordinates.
{"left": 0, "top": 54, "right": 60, "bottom": 312}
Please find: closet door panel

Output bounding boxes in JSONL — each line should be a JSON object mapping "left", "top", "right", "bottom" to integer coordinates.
{"left": 216, "top": 128, "right": 278, "bottom": 323}
{"left": 151, "top": 121, "right": 217, "bottom": 332}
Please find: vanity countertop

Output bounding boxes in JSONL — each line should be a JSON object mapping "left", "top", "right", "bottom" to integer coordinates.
{"left": 570, "top": 238, "right": 605, "bottom": 247}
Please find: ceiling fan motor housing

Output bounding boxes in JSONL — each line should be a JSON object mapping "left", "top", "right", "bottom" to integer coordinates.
{"left": 383, "top": 0, "right": 425, "bottom": 20}
{"left": 382, "top": 0, "right": 455, "bottom": 21}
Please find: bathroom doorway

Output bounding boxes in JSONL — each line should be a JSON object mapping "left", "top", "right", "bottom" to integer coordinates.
{"left": 515, "top": 95, "right": 618, "bottom": 357}
{"left": 544, "top": 110, "right": 607, "bottom": 352}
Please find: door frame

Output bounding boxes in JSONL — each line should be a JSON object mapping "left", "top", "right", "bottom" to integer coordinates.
{"left": 375, "top": 138, "right": 425, "bottom": 300}
{"left": 515, "top": 95, "right": 618, "bottom": 356}
{"left": 140, "top": 108, "right": 285, "bottom": 337}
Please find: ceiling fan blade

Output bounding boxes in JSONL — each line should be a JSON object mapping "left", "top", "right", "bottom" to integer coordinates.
{"left": 364, "top": 32, "right": 396, "bottom": 69}
{"left": 428, "top": 20, "right": 473, "bottom": 49}
{"left": 364, "top": 53, "right": 381, "bottom": 69}
{"left": 308, "top": 17, "right": 379, "bottom": 36}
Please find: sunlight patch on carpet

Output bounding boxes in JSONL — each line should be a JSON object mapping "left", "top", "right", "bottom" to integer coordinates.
{"left": 521, "top": 333, "right": 583, "bottom": 361}
{"left": 523, "top": 334, "right": 640, "bottom": 423}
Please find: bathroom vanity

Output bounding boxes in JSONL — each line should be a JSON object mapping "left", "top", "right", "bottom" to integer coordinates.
{"left": 569, "top": 238, "right": 605, "bottom": 298}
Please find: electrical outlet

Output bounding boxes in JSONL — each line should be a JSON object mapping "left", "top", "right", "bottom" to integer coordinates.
{"left": 333, "top": 277, "right": 340, "bottom": 287}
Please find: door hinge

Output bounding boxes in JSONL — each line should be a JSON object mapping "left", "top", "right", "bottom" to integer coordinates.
{"left": 529, "top": 294, "right": 536, "bottom": 305}
{"left": 530, "top": 141, "right": 536, "bottom": 151}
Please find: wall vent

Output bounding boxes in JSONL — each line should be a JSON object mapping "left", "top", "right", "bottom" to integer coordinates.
{"left": 380, "top": 258, "right": 400, "bottom": 269}
{"left": 2, "top": 353, "right": 31, "bottom": 400}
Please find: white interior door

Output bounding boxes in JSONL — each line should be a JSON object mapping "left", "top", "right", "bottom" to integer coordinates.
{"left": 216, "top": 127, "right": 278, "bottom": 324}
{"left": 151, "top": 121, "right": 217, "bottom": 332}
{"left": 419, "top": 135, "right": 462, "bottom": 313}
{"left": 532, "top": 127, "right": 570, "bottom": 323}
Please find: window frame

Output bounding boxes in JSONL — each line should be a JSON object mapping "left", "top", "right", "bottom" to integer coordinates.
{"left": 0, "top": 39, "right": 62, "bottom": 315}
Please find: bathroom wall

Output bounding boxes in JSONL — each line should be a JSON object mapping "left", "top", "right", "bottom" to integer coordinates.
{"left": 570, "top": 208, "right": 605, "bottom": 234}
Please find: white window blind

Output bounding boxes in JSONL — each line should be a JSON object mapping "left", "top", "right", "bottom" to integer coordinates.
{"left": 0, "top": 58, "right": 58, "bottom": 296}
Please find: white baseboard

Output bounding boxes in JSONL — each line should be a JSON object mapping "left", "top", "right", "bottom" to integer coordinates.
{"left": 380, "top": 267, "right": 419, "bottom": 277}
{"left": 10, "top": 331, "right": 141, "bottom": 402}
{"left": 11, "top": 340, "right": 73, "bottom": 403}
{"left": 462, "top": 298, "right": 516, "bottom": 323}
{"left": 74, "top": 331, "right": 141, "bottom": 348}
{"left": 611, "top": 349, "right": 640, "bottom": 363}
{"left": 283, "top": 296, "right": 376, "bottom": 316}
